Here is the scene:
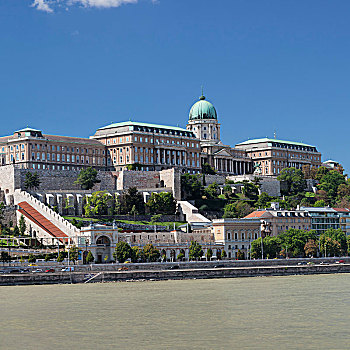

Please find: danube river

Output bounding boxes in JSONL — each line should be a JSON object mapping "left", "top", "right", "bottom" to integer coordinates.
{"left": 1, "top": 274, "right": 350, "bottom": 350}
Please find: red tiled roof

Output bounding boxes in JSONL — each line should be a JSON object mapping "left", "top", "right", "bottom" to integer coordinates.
{"left": 333, "top": 208, "right": 350, "bottom": 212}
{"left": 244, "top": 210, "right": 267, "bottom": 218}
{"left": 17, "top": 201, "right": 68, "bottom": 242}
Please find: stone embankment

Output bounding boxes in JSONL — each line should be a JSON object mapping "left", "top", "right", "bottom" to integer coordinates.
{"left": 1, "top": 260, "right": 350, "bottom": 286}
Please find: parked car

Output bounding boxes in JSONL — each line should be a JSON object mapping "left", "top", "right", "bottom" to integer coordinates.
{"left": 320, "top": 261, "right": 329, "bottom": 265}
{"left": 214, "top": 264, "right": 225, "bottom": 268}
{"left": 9, "top": 269, "right": 21, "bottom": 274}
{"left": 169, "top": 265, "right": 180, "bottom": 270}
{"left": 336, "top": 260, "right": 345, "bottom": 264}
{"left": 61, "top": 267, "right": 74, "bottom": 272}
{"left": 45, "top": 268, "right": 55, "bottom": 273}
{"left": 118, "top": 266, "right": 129, "bottom": 271}
{"left": 297, "top": 262, "right": 307, "bottom": 265}
{"left": 32, "top": 269, "right": 43, "bottom": 273}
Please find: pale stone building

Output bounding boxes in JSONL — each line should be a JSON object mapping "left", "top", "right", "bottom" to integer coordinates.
{"left": 235, "top": 138, "right": 322, "bottom": 176}
{"left": 212, "top": 218, "right": 261, "bottom": 259}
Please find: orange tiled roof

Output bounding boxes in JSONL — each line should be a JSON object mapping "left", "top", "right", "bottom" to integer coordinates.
{"left": 333, "top": 208, "right": 350, "bottom": 212}
{"left": 17, "top": 201, "right": 68, "bottom": 241}
{"left": 244, "top": 210, "right": 267, "bottom": 218}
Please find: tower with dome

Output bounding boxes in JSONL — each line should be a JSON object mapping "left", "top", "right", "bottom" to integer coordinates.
{"left": 187, "top": 93, "right": 253, "bottom": 175}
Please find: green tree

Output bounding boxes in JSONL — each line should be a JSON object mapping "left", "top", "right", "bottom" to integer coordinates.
{"left": 24, "top": 172, "right": 41, "bottom": 190}
{"left": 19, "top": 215, "right": 26, "bottom": 235}
{"left": 146, "top": 192, "right": 177, "bottom": 215}
{"left": 319, "top": 228, "right": 347, "bottom": 256}
{"left": 181, "top": 174, "right": 203, "bottom": 200}
{"left": 202, "top": 162, "right": 216, "bottom": 175}
{"left": 44, "top": 254, "right": 51, "bottom": 262}
{"left": 119, "top": 187, "right": 145, "bottom": 215}
{"left": 13, "top": 225, "right": 20, "bottom": 236}
{"left": 126, "top": 163, "right": 142, "bottom": 171}
{"left": 177, "top": 251, "right": 185, "bottom": 261}
{"left": 277, "top": 168, "right": 306, "bottom": 196}
{"left": 256, "top": 192, "right": 274, "bottom": 209}
{"left": 236, "top": 249, "right": 245, "bottom": 260}
{"left": 131, "top": 246, "right": 144, "bottom": 263}
{"left": 317, "top": 170, "right": 346, "bottom": 204}
{"left": 241, "top": 181, "right": 259, "bottom": 201}
{"left": 84, "top": 191, "right": 113, "bottom": 217}
{"left": 150, "top": 214, "right": 162, "bottom": 223}
{"left": 221, "top": 249, "right": 227, "bottom": 259}
{"left": 86, "top": 251, "right": 95, "bottom": 264}
{"left": 130, "top": 205, "right": 138, "bottom": 220}
{"left": 304, "top": 239, "right": 318, "bottom": 257}
{"left": 28, "top": 253, "right": 36, "bottom": 263}
{"left": 203, "top": 182, "right": 220, "bottom": 200}
{"left": 113, "top": 241, "right": 132, "bottom": 263}
{"left": 74, "top": 167, "right": 101, "bottom": 190}
{"left": 189, "top": 241, "right": 203, "bottom": 261}
{"left": 0, "top": 202, "right": 4, "bottom": 224}
{"left": 57, "top": 251, "right": 65, "bottom": 263}
{"left": 235, "top": 201, "right": 253, "bottom": 218}
{"left": 205, "top": 248, "right": 213, "bottom": 261}
{"left": 69, "top": 246, "right": 79, "bottom": 265}
{"left": 222, "top": 203, "right": 236, "bottom": 218}
{"left": 143, "top": 244, "right": 160, "bottom": 262}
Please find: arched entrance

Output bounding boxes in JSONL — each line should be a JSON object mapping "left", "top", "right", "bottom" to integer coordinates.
{"left": 96, "top": 235, "right": 112, "bottom": 263}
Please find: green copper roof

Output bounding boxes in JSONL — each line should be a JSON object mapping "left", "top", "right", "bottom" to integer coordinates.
{"left": 189, "top": 95, "right": 217, "bottom": 120}
{"left": 236, "top": 137, "right": 316, "bottom": 148}
{"left": 98, "top": 121, "right": 189, "bottom": 132}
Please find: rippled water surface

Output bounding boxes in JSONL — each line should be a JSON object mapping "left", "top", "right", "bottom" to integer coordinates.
{"left": 1, "top": 274, "right": 350, "bottom": 350}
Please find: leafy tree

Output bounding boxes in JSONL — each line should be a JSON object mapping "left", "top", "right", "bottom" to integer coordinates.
{"left": 74, "top": 167, "right": 101, "bottom": 190}
{"left": 24, "top": 172, "right": 41, "bottom": 190}
{"left": 315, "top": 166, "right": 330, "bottom": 181}
{"left": 57, "top": 251, "right": 65, "bottom": 263}
{"left": 235, "top": 201, "right": 253, "bottom": 218}
{"left": 256, "top": 192, "right": 274, "bottom": 209}
{"left": 314, "top": 199, "right": 326, "bottom": 207}
{"left": 181, "top": 174, "right": 203, "bottom": 200}
{"left": 143, "top": 244, "right": 160, "bottom": 262}
{"left": 317, "top": 170, "right": 346, "bottom": 204}
{"left": 251, "top": 238, "right": 262, "bottom": 259}
{"left": 241, "top": 181, "right": 259, "bottom": 201}
{"left": 0, "top": 202, "right": 5, "bottom": 224}
{"left": 13, "top": 225, "right": 20, "bottom": 236}
{"left": 236, "top": 249, "right": 245, "bottom": 260}
{"left": 221, "top": 249, "right": 227, "bottom": 259}
{"left": 205, "top": 248, "right": 213, "bottom": 261}
{"left": 177, "top": 251, "right": 185, "bottom": 261}
{"left": 146, "top": 192, "right": 176, "bottom": 215}
{"left": 69, "top": 246, "right": 79, "bottom": 265}
{"left": 222, "top": 203, "right": 236, "bottom": 218}
{"left": 203, "top": 182, "right": 220, "bottom": 200}
{"left": 86, "top": 251, "right": 95, "bottom": 264}
{"left": 277, "top": 168, "right": 306, "bottom": 196}
{"left": 131, "top": 246, "right": 144, "bottom": 263}
{"left": 119, "top": 187, "right": 145, "bottom": 215}
{"left": 28, "top": 253, "right": 36, "bottom": 263}
{"left": 319, "top": 228, "right": 347, "bottom": 256}
{"left": 150, "top": 214, "right": 162, "bottom": 223}
{"left": 44, "top": 254, "right": 51, "bottom": 262}
{"left": 337, "top": 183, "right": 350, "bottom": 199}
{"left": 202, "top": 162, "right": 216, "bottom": 175}
{"left": 19, "top": 215, "right": 26, "bottom": 235}
{"left": 304, "top": 239, "right": 318, "bottom": 257}
{"left": 189, "top": 241, "right": 203, "bottom": 261}
{"left": 113, "top": 241, "right": 132, "bottom": 263}
{"left": 84, "top": 191, "right": 113, "bottom": 217}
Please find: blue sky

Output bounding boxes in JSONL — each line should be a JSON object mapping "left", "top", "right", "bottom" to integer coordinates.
{"left": 1, "top": 0, "right": 350, "bottom": 170}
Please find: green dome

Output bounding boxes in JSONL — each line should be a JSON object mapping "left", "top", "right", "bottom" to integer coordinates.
{"left": 189, "top": 95, "right": 217, "bottom": 120}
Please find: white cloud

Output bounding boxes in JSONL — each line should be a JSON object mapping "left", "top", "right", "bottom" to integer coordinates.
{"left": 31, "top": 0, "right": 54, "bottom": 13}
{"left": 69, "top": 0, "right": 138, "bottom": 8}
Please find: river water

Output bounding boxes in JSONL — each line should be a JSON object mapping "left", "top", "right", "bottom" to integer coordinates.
{"left": 1, "top": 274, "right": 350, "bottom": 350}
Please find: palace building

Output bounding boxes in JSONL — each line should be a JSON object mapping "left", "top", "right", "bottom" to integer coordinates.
{"left": 0, "top": 92, "right": 322, "bottom": 176}
{"left": 235, "top": 137, "right": 322, "bottom": 176}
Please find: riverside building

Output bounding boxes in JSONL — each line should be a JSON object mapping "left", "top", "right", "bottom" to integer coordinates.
{"left": 235, "top": 138, "right": 322, "bottom": 176}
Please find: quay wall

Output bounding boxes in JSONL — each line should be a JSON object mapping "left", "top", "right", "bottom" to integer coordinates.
{"left": 1, "top": 263, "right": 350, "bottom": 286}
